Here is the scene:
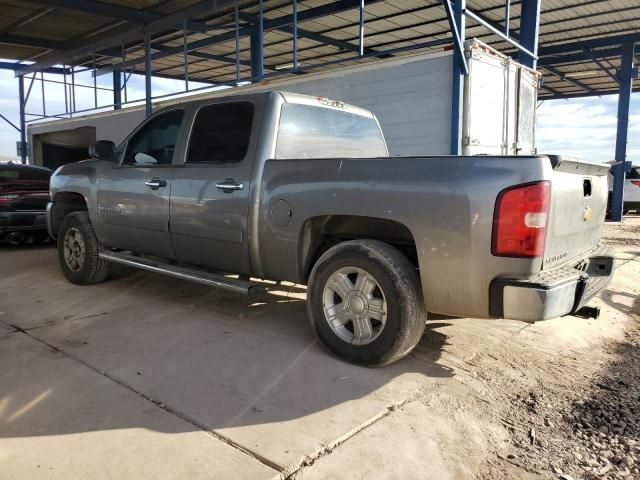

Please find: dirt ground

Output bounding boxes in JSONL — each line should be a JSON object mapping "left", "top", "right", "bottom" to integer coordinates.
{"left": 1, "top": 217, "right": 638, "bottom": 480}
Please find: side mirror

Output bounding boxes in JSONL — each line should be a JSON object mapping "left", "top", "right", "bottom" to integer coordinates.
{"left": 89, "top": 140, "right": 116, "bottom": 160}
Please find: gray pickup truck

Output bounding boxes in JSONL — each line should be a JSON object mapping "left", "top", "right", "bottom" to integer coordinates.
{"left": 47, "top": 91, "right": 614, "bottom": 366}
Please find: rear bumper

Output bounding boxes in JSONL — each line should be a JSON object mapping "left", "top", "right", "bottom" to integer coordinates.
{"left": 489, "top": 246, "right": 615, "bottom": 322}
{"left": 0, "top": 211, "right": 47, "bottom": 234}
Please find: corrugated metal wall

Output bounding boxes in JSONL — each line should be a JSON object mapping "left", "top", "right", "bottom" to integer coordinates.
{"left": 277, "top": 54, "right": 453, "bottom": 156}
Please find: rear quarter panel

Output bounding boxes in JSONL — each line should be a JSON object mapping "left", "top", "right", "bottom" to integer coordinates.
{"left": 258, "top": 155, "right": 551, "bottom": 318}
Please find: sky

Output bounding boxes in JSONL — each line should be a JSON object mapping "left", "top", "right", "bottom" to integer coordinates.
{"left": 0, "top": 67, "right": 638, "bottom": 163}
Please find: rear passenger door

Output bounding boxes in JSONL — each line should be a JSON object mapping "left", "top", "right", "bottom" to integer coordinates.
{"left": 170, "top": 100, "right": 258, "bottom": 275}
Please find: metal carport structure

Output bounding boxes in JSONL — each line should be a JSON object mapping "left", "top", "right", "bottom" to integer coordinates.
{"left": 0, "top": 0, "right": 637, "bottom": 220}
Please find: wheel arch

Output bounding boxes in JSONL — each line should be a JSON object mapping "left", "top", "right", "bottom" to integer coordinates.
{"left": 298, "top": 215, "right": 418, "bottom": 282}
{"left": 50, "top": 191, "right": 89, "bottom": 238}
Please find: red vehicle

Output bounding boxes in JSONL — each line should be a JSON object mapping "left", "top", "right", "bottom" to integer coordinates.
{"left": 0, "top": 162, "right": 52, "bottom": 245}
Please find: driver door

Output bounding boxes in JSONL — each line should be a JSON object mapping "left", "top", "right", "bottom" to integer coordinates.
{"left": 97, "top": 109, "right": 185, "bottom": 258}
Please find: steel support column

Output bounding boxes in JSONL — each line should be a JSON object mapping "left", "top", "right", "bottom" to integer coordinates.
{"left": 250, "top": 0, "right": 264, "bottom": 82}
{"left": 450, "top": 0, "right": 465, "bottom": 155}
{"left": 144, "top": 31, "right": 152, "bottom": 117}
{"left": 18, "top": 74, "right": 26, "bottom": 164}
{"left": 517, "top": 0, "right": 541, "bottom": 68}
{"left": 113, "top": 70, "right": 122, "bottom": 110}
{"left": 610, "top": 42, "right": 635, "bottom": 221}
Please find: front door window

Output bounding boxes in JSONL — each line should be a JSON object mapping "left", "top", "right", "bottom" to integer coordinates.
{"left": 123, "top": 110, "right": 184, "bottom": 166}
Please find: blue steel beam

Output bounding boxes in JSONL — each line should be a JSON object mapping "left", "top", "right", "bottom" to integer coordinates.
{"left": 610, "top": 42, "right": 635, "bottom": 222}
{"left": 238, "top": 12, "right": 380, "bottom": 57}
{"left": 449, "top": 0, "right": 465, "bottom": 155}
{"left": 18, "top": 75, "right": 26, "bottom": 164}
{"left": 517, "top": 0, "right": 541, "bottom": 68}
{"left": 584, "top": 48, "right": 619, "bottom": 84}
{"left": 113, "top": 70, "right": 122, "bottom": 110}
{"left": 0, "top": 113, "right": 20, "bottom": 132}
{"left": 0, "top": 33, "right": 66, "bottom": 51}
{"left": 543, "top": 65, "right": 596, "bottom": 93}
{"left": 464, "top": 8, "right": 537, "bottom": 61}
{"left": 539, "top": 33, "right": 640, "bottom": 56}
{"left": 538, "top": 47, "right": 625, "bottom": 67}
{"left": 292, "top": 0, "right": 298, "bottom": 70}
{"left": 442, "top": 0, "right": 468, "bottom": 75}
{"left": 144, "top": 32, "right": 152, "bottom": 118}
{"left": 250, "top": 0, "right": 264, "bottom": 82}
{"left": 0, "top": 62, "right": 71, "bottom": 75}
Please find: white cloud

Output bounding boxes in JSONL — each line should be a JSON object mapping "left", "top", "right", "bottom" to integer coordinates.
{"left": 536, "top": 93, "right": 640, "bottom": 163}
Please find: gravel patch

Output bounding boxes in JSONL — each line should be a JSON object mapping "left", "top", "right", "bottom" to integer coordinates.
{"left": 499, "top": 324, "right": 640, "bottom": 480}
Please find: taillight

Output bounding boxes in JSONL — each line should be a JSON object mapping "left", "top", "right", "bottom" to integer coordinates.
{"left": 492, "top": 181, "right": 551, "bottom": 258}
{"left": 631, "top": 180, "right": 640, "bottom": 187}
{"left": 0, "top": 193, "right": 20, "bottom": 203}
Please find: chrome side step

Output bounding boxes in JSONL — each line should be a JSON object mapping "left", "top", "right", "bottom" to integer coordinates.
{"left": 99, "top": 251, "right": 266, "bottom": 297}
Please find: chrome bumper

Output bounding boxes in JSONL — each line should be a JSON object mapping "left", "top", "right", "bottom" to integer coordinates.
{"left": 489, "top": 246, "right": 615, "bottom": 322}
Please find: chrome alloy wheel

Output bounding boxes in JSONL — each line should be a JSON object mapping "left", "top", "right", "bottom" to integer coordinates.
{"left": 63, "top": 227, "right": 86, "bottom": 272}
{"left": 322, "top": 266, "right": 388, "bottom": 345}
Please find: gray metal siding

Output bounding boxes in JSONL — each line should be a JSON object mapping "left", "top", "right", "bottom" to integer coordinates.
{"left": 277, "top": 55, "right": 453, "bottom": 156}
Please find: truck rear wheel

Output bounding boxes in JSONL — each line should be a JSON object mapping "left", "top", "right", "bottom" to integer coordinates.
{"left": 307, "top": 240, "right": 426, "bottom": 366}
{"left": 57, "top": 211, "right": 110, "bottom": 285}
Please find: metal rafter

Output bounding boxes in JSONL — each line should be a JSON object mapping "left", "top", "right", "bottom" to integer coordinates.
{"left": 31, "top": 0, "right": 211, "bottom": 33}
{"left": 17, "top": 0, "right": 239, "bottom": 76}
{"left": 93, "top": 0, "right": 387, "bottom": 77}
{"left": 238, "top": 12, "right": 381, "bottom": 57}
{"left": 543, "top": 64, "right": 595, "bottom": 93}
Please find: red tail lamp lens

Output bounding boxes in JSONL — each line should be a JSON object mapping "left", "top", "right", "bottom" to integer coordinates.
{"left": 492, "top": 181, "right": 551, "bottom": 258}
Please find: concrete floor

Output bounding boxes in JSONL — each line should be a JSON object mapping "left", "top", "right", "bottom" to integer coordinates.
{"left": 1, "top": 218, "right": 638, "bottom": 479}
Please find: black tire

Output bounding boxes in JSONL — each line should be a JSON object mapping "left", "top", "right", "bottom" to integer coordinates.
{"left": 307, "top": 239, "right": 426, "bottom": 367}
{"left": 57, "top": 211, "right": 110, "bottom": 285}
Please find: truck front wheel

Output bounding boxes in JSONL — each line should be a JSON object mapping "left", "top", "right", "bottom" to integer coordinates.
{"left": 307, "top": 240, "right": 426, "bottom": 366}
{"left": 57, "top": 211, "right": 110, "bottom": 285}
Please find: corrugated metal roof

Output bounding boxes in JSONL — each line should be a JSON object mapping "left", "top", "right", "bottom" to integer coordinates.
{"left": 0, "top": 0, "right": 637, "bottom": 99}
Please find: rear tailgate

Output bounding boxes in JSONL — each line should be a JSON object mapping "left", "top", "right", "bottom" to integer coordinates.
{"left": 542, "top": 155, "right": 610, "bottom": 270}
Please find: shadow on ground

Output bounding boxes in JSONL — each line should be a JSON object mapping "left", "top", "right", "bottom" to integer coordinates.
{"left": 0, "top": 246, "right": 454, "bottom": 458}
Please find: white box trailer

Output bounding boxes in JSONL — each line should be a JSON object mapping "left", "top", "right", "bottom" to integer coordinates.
{"left": 28, "top": 39, "right": 539, "bottom": 168}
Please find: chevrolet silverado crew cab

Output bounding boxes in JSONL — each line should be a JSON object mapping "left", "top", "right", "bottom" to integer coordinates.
{"left": 47, "top": 91, "right": 614, "bottom": 366}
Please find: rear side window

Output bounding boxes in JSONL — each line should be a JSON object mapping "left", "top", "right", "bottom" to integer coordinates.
{"left": 123, "top": 109, "right": 184, "bottom": 165}
{"left": 628, "top": 167, "right": 640, "bottom": 180}
{"left": 275, "top": 103, "right": 388, "bottom": 159}
{"left": 187, "top": 102, "right": 254, "bottom": 163}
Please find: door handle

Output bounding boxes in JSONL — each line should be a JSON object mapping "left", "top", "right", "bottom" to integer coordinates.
{"left": 215, "top": 179, "right": 244, "bottom": 191}
{"left": 145, "top": 177, "right": 167, "bottom": 190}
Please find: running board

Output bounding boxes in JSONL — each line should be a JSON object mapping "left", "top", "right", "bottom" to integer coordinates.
{"left": 98, "top": 251, "right": 266, "bottom": 298}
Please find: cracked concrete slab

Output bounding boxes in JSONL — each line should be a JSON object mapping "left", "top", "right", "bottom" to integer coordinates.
{"left": 292, "top": 401, "right": 488, "bottom": 480}
{"left": 0, "top": 246, "right": 452, "bottom": 473}
{"left": 0, "top": 324, "right": 279, "bottom": 480}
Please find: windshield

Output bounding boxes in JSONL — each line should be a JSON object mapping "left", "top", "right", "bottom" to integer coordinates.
{"left": 275, "top": 103, "right": 388, "bottom": 159}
